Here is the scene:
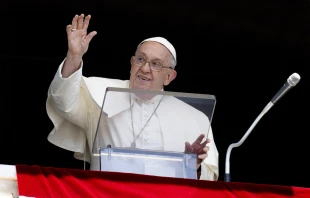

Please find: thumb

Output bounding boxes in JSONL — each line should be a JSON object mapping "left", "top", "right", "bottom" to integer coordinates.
{"left": 66, "top": 24, "right": 73, "bottom": 35}
{"left": 85, "top": 31, "right": 97, "bottom": 43}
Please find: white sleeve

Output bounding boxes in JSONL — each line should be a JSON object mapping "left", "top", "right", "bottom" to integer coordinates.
{"left": 48, "top": 58, "right": 88, "bottom": 129}
{"left": 46, "top": 58, "right": 91, "bottom": 162}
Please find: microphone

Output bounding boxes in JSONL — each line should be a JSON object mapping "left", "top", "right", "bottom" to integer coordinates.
{"left": 271, "top": 73, "right": 301, "bottom": 104}
{"left": 224, "top": 73, "right": 301, "bottom": 182}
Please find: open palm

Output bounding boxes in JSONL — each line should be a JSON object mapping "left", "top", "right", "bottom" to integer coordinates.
{"left": 66, "top": 14, "right": 97, "bottom": 58}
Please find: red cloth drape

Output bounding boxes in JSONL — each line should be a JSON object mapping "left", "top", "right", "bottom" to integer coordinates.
{"left": 16, "top": 164, "right": 310, "bottom": 198}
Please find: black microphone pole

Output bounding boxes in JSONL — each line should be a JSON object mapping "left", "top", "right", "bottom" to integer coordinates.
{"left": 224, "top": 73, "right": 301, "bottom": 182}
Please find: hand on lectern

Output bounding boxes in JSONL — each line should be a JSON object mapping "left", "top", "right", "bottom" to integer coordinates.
{"left": 185, "top": 134, "right": 210, "bottom": 169}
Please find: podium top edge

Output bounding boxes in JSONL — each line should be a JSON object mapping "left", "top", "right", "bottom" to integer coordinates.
{"left": 106, "top": 87, "right": 216, "bottom": 100}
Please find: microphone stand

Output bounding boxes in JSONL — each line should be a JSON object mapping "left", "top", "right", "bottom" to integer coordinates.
{"left": 224, "top": 102, "right": 274, "bottom": 182}
{"left": 224, "top": 73, "right": 300, "bottom": 182}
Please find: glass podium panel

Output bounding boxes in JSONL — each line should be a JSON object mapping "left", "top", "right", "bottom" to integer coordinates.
{"left": 91, "top": 87, "right": 216, "bottom": 179}
{"left": 99, "top": 147, "right": 197, "bottom": 179}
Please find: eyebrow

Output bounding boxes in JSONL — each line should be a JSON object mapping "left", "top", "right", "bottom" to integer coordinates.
{"left": 136, "top": 53, "right": 164, "bottom": 62}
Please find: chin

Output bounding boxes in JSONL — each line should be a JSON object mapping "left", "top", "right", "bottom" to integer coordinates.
{"left": 133, "top": 84, "right": 152, "bottom": 90}
{"left": 130, "top": 78, "right": 151, "bottom": 90}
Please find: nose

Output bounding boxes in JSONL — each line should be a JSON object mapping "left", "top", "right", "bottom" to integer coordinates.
{"left": 141, "top": 61, "right": 151, "bottom": 73}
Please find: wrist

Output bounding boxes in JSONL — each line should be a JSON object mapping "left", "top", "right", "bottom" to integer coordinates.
{"left": 66, "top": 53, "right": 83, "bottom": 62}
{"left": 62, "top": 54, "right": 83, "bottom": 78}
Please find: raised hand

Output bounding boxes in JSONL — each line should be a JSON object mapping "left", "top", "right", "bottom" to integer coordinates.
{"left": 62, "top": 14, "right": 97, "bottom": 78}
{"left": 66, "top": 14, "right": 97, "bottom": 58}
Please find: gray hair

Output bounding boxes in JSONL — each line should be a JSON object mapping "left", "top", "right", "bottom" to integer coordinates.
{"left": 169, "top": 55, "right": 177, "bottom": 69}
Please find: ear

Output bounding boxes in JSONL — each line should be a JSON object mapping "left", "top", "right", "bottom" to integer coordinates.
{"left": 130, "top": 56, "right": 135, "bottom": 65}
{"left": 130, "top": 56, "right": 135, "bottom": 74}
{"left": 163, "top": 70, "right": 177, "bottom": 86}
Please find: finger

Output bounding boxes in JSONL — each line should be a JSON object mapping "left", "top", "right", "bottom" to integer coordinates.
{"left": 184, "top": 142, "right": 194, "bottom": 153}
{"left": 194, "top": 141, "right": 208, "bottom": 155}
{"left": 77, "top": 14, "right": 85, "bottom": 29}
{"left": 198, "top": 153, "right": 208, "bottom": 160}
{"left": 71, "top": 15, "right": 78, "bottom": 29}
{"left": 85, "top": 31, "right": 97, "bottom": 44}
{"left": 66, "top": 24, "right": 72, "bottom": 35}
{"left": 199, "top": 139, "right": 208, "bottom": 149}
{"left": 203, "top": 146, "right": 210, "bottom": 153}
{"left": 198, "top": 138, "right": 210, "bottom": 150}
{"left": 83, "top": 15, "right": 91, "bottom": 30}
{"left": 193, "top": 134, "right": 205, "bottom": 145}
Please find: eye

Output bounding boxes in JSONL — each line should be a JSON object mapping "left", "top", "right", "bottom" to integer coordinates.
{"left": 136, "top": 56, "right": 145, "bottom": 64}
{"left": 151, "top": 61, "right": 162, "bottom": 68}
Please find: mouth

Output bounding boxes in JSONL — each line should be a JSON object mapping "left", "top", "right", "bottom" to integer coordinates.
{"left": 137, "top": 75, "right": 151, "bottom": 81}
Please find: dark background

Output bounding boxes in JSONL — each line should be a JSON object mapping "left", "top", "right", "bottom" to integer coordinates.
{"left": 3, "top": 1, "right": 309, "bottom": 188}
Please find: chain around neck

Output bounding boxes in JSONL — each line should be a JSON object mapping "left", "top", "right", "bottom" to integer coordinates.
{"left": 129, "top": 93, "right": 164, "bottom": 148}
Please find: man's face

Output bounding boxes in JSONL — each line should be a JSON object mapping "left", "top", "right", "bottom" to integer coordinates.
{"left": 129, "top": 41, "right": 177, "bottom": 90}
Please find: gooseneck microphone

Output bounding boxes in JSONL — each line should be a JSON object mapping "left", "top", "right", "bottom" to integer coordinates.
{"left": 224, "top": 73, "right": 301, "bottom": 182}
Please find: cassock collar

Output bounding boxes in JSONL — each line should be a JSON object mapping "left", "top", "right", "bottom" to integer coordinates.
{"left": 83, "top": 77, "right": 164, "bottom": 118}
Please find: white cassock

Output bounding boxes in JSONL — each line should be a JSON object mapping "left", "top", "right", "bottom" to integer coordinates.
{"left": 46, "top": 59, "right": 219, "bottom": 180}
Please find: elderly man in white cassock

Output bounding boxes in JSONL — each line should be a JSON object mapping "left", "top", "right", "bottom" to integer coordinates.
{"left": 46, "top": 14, "right": 219, "bottom": 181}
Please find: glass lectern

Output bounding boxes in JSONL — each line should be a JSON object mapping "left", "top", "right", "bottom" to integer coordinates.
{"left": 91, "top": 87, "right": 216, "bottom": 179}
